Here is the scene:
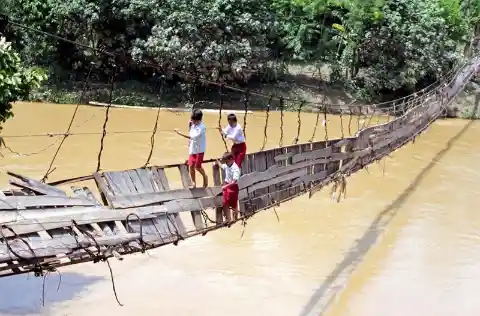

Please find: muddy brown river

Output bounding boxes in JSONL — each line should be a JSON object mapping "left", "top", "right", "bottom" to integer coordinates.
{"left": 0, "top": 102, "right": 479, "bottom": 316}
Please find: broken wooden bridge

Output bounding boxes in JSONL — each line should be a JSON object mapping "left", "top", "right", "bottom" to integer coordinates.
{"left": 0, "top": 55, "right": 479, "bottom": 278}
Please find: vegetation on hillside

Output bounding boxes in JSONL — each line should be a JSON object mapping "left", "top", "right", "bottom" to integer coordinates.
{"left": 1, "top": 0, "right": 479, "bottom": 115}
{"left": 0, "top": 37, "right": 47, "bottom": 131}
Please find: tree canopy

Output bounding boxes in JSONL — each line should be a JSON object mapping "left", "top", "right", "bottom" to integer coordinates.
{"left": 2, "top": 0, "right": 480, "bottom": 105}
{"left": 0, "top": 37, "right": 47, "bottom": 131}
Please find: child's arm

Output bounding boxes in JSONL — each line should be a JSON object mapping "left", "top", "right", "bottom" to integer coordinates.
{"left": 174, "top": 128, "right": 190, "bottom": 139}
{"left": 226, "top": 126, "right": 242, "bottom": 141}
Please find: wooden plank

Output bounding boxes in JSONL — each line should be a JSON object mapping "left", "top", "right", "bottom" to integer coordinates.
{"left": 239, "top": 169, "right": 307, "bottom": 199}
{"left": 0, "top": 234, "right": 144, "bottom": 261}
{"left": 212, "top": 164, "right": 224, "bottom": 224}
{"left": 0, "top": 195, "right": 96, "bottom": 210}
{"left": 178, "top": 164, "right": 193, "bottom": 188}
{"left": 291, "top": 146, "right": 332, "bottom": 164}
{"left": 71, "top": 187, "right": 102, "bottom": 206}
{"left": 7, "top": 171, "right": 67, "bottom": 196}
{"left": 92, "top": 173, "right": 112, "bottom": 206}
{"left": 103, "top": 172, "right": 124, "bottom": 195}
{"left": 134, "top": 169, "right": 157, "bottom": 193}
{"left": 151, "top": 167, "right": 170, "bottom": 191}
{"left": 164, "top": 196, "right": 223, "bottom": 213}
{"left": 291, "top": 170, "right": 328, "bottom": 187}
{"left": 1, "top": 207, "right": 165, "bottom": 237}
{"left": 127, "top": 169, "right": 148, "bottom": 193}
{"left": 108, "top": 187, "right": 222, "bottom": 209}
{"left": 273, "top": 152, "right": 295, "bottom": 162}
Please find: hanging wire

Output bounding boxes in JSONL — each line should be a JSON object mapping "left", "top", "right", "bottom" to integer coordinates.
{"left": 293, "top": 101, "right": 304, "bottom": 144}
{"left": 279, "top": 97, "right": 284, "bottom": 147}
{"left": 40, "top": 63, "right": 95, "bottom": 182}
{"left": 308, "top": 107, "right": 321, "bottom": 143}
{"left": 218, "top": 84, "right": 229, "bottom": 151}
{"left": 243, "top": 90, "right": 250, "bottom": 139}
{"left": 261, "top": 95, "right": 273, "bottom": 151}
{"left": 348, "top": 108, "right": 353, "bottom": 136}
{"left": 144, "top": 75, "right": 165, "bottom": 167}
{"left": 339, "top": 109, "right": 345, "bottom": 139}
{"left": 323, "top": 103, "right": 329, "bottom": 141}
{"left": 96, "top": 62, "right": 117, "bottom": 172}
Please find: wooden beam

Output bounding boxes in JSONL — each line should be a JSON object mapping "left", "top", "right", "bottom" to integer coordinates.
{"left": 7, "top": 171, "right": 67, "bottom": 196}
{"left": 0, "top": 195, "right": 96, "bottom": 210}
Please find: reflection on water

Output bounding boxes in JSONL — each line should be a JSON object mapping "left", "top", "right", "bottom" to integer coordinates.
{"left": 1, "top": 102, "right": 480, "bottom": 316}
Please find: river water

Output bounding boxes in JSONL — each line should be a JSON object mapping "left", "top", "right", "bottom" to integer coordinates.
{"left": 1, "top": 102, "right": 480, "bottom": 316}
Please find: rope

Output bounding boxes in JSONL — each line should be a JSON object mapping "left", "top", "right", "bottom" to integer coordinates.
{"left": 309, "top": 107, "right": 321, "bottom": 143}
{"left": 339, "top": 110, "right": 345, "bottom": 139}
{"left": 243, "top": 90, "right": 250, "bottom": 139}
{"left": 96, "top": 63, "right": 117, "bottom": 172}
{"left": 144, "top": 76, "right": 165, "bottom": 167}
{"left": 279, "top": 97, "right": 284, "bottom": 147}
{"left": 293, "top": 101, "right": 304, "bottom": 144}
{"left": 323, "top": 104, "right": 329, "bottom": 141}
{"left": 348, "top": 108, "right": 353, "bottom": 136}
{"left": 261, "top": 95, "right": 273, "bottom": 151}
{"left": 40, "top": 63, "right": 94, "bottom": 182}
{"left": 218, "top": 84, "right": 229, "bottom": 151}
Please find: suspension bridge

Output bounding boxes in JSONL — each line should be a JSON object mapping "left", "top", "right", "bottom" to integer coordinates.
{"left": 0, "top": 16, "right": 479, "bottom": 287}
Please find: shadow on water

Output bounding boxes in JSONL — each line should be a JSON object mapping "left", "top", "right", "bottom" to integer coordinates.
{"left": 299, "top": 99, "right": 479, "bottom": 316}
{"left": 0, "top": 272, "right": 103, "bottom": 315}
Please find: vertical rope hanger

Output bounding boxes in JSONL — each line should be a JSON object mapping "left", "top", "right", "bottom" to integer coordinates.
{"left": 218, "top": 84, "right": 228, "bottom": 151}
{"left": 323, "top": 103, "right": 329, "bottom": 141}
{"left": 243, "top": 90, "right": 250, "bottom": 139}
{"left": 41, "top": 63, "right": 95, "bottom": 182}
{"left": 260, "top": 95, "right": 273, "bottom": 151}
{"left": 293, "top": 101, "right": 304, "bottom": 144}
{"left": 308, "top": 107, "right": 321, "bottom": 142}
{"left": 279, "top": 97, "right": 284, "bottom": 147}
{"left": 96, "top": 61, "right": 117, "bottom": 172}
{"left": 348, "top": 108, "right": 353, "bottom": 136}
{"left": 144, "top": 75, "right": 165, "bottom": 167}
{"left": 339, "top": 109, "right": 345, "bottom": 139}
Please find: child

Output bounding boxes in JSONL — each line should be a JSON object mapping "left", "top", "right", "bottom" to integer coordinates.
{"left": 217, "top": 113, "right": 247, "bottom": 167}
{"left": 174, "top": 109, "right": 208, "bottom": 188}
{"left": 216, "top": 152, "right": 241, "bottom": 222}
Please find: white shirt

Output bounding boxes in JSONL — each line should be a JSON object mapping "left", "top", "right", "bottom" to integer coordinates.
{"left": 221, "top": 162, "right": 241, "bottom": 184}
{"left": 222, "top": 124, "right": 245, "bottom": 144}
{"left": 189, "top": 122, "right": 206, "bottom": 154}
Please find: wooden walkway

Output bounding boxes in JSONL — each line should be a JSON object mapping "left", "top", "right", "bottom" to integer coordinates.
{"left": 0, "top": 56, "right": 479, "bottom": 278}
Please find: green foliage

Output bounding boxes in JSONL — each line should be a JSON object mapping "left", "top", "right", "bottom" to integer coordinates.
{"left": 0, "top": 37, "right": 47, "bottom": 130}
{"left": 126, "top": 0, "right": 282, "bottom": 82}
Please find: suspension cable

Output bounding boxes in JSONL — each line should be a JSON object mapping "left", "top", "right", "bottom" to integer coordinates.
{"left": 261, "top": 95, "right": 273, "bottom": 151}
{"left": 40, "top": 63, "right": 95, "bottom": 182}
{"left": 96, "top": 62, "right": 117, "bottom": 172}
{"left": 218, "top": 84, "right": 228, "bottom": 151}
{"left": 279, "top": 97, "right": 284, "bottom": 147}
{"left": 144, "top": 75, "right": 165, "bottom": 167}
{"left": 293, "top": 101, "right": 304, "bottom": 144}
{"left": 243, "top": 90, "right": 250, "bottom": 139}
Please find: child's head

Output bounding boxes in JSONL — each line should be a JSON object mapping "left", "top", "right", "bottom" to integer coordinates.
{"left": 227, "top": 113, "right": 237, "bottom": 127}
{"left": 191, "top": 109, "right": 203, "bottom": 124}
{"left": 221, "top": 152, "right": 235, "bottom": 165}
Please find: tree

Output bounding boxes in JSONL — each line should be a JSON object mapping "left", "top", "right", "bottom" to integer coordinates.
{"left": 127, "top": 0, "right": 282, "bottom": 83}
{"left": 0, "top": 37, "right": 47, "bottom": 131}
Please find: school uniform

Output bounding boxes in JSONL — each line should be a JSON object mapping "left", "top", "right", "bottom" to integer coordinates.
{"left": 221, "top": 162, "right": 241, "bottom": 208}
{"left": 187, "top": 122, "right": 206, "bottom": 168}
{"left": 222, "top": 124, "right": 247, "bottom": 167}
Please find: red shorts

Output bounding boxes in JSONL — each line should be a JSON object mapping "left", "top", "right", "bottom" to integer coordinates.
{"left": 223, "top": 183, "right": 239, "bottom": 208}
{"left": 187, "top": 152, "right": 204, "bottom": 168}
{"left": 231, "top": 142, "right": 247, "bottom": 167}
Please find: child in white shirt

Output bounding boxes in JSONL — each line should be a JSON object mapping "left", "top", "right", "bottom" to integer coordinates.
{"left": 174, "top": 109, "right": 208, "bottom": 188}
{"left": 216, "top": 152, "right": 241, "bottom": 222}
{"left": 218, "top": 113, "right": 247, "bottom": 167}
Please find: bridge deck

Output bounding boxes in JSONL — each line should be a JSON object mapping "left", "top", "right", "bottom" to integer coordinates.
{"left": 0, "top": 56, "right": 478, "bottom": 278}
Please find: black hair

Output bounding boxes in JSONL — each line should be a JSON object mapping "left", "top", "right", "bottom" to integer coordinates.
{"left": 191, "top": 109, "right": 203, "bottom": 121}
{"left": 222, "top": 152, "right": 234, "bottom": 161}
{"left": 227, "top": 113, "right": 237, "bottom": 122}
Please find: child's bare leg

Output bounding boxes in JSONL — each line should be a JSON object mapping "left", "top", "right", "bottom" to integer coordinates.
{"left": 189, "top": 165, "right": 196, "bottom": 188}
{"left": 223, "top": 205, "right": 231, "bottom": 222}
{"left": 231, "top": 205, "right": 239, "bottom": 221}
{"left": 195, "top": 167, "right": 208, "bottom": 187}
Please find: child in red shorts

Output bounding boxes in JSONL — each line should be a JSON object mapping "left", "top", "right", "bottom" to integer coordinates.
{"left": 174, "top": 109, "right": 208, "bottom": 188}
{"left": 217, "top": 113, "right": 247, "bottom": 167}
{"left": 216, "top": 152, "right": 241, "bottom": 222}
